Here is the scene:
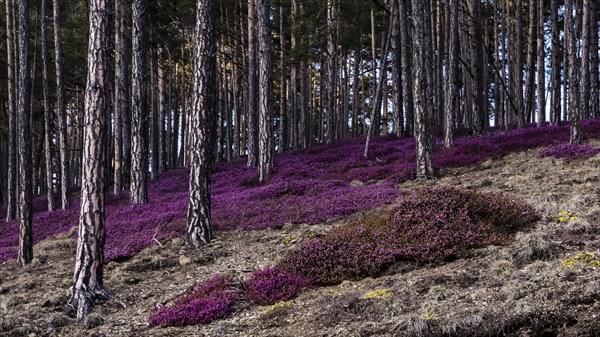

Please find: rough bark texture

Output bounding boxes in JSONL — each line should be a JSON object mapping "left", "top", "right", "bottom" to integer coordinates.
{"left": 187, "top": 0, "right": 217, "bottom": 249}
{"left": 41, "top": 0, "right": 55, "bottom": 212}
{"left": 5, "top": 0, "right": 17, "bottom": 221}
{"left": 69, "top": 0, "right": 111, "bottom": 323}
{"left": 524, "top": 0, "right": 537, "bottom": 124}
{"left": 325, "top": 0, "right": 337, "bottom": 144}
{"left": 390, "top": 0, "right": 403, "bottom": 137}
{"left": 550, "top": 0, "right": 561, "bottom": 125}
{"left": 536, "top": 0, "right": 545, "bottom": 127}
{"left": 279, "top": 5, "right": 288, "bottom": 153}
{"left": 53, "top": 0, "right": 70, "bottom": 210}
{"left": 257, "top": 0, "right": 274, "bottom": 183}
{"left": 114, "top": 0, "right": 127, "bottom": 194}
{"left": 17, "top": 0, "right": 33, "bottom": 267}
{"left": 469, "top": 0, "right": 485, "bottom": 134}
{"left": 515, "top": 0, "right": 524, "bottom": 128}
{"left": 246, "top": 0, "right": 259, "bottom": 167}
{"left": 566, "top": 0, "right": 580, "bottom": 144}
{"left": 300, "top": 60, "right": 309, "bottom": 148}
{"left": 580, "top": 0, "right": 591, "bottom": 119}
{"left": 412, "top": 0, "right": 434, "bottom": 179}
{"left": 131, "top": 0, "right": 148, "bottom": 204}
{"left": 444, "top": 0, "right": 459, "bottom": 148}
{"left": 399, "top": 0, "right": 414, "bottom": 136}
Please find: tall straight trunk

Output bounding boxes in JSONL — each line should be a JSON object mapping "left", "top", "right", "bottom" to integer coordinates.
{"left": 580, "top": 0, "right": 591, "bottom": 119}
{"left": 300, "top": 60, "right": 309, "bottom": 148}
{"left": 5, "top": 0, "right": 17, "bottom": 221}
{"left": 515, "top": 0, "right": 524, "bottom": 128}
{"left": 247, "top": 0, "right": 259, "bottom": 167}
{"left": 187, "top": 0, "right": 217, "bottom": 248}
{"left": 390, "top": 0, "right": 403, "bottom": 137}
{"left": 114, "top": 0, "right": 127, "bottom": 194}
{"left": 550, "top": 0, "right": 561, "bottom": 125}
{"left": 562, "top": 0, "right": 570, "bottom": 122}
{"left": 536, "top": 0, "right": 545, "bottom": 126}
{"left": 41, "top": 0, "right": 54, "bottom": 211}
{"left": 131, "top": 0, "right": 148, "bottom": 204}
{"left": 69, "top": 0, "right": 111, "bottom": 323}
{"left": 524, "top": 0, "right": 537, "bottom": 124}
{"left": 158, "top": 48, "right": 167, "bottom": 172}
{"left": 53, "top": 0, "right": 70, "bottom": 209}
{"left": 566, "top": 0, "right": 580, "bottom": 144}
{"left": 591, "top": 1, "right": 600, "bottom": 118}
{"left": 172, "top": 63, "right": 180, "bottom": 164}
{"left": 493, "top": 0, "right": 504, "bottom": 129}
{"left": 17, "top": 0, "right": 33, "bottom": 267}
{"left": 369, "top": 5, "right": 379, "bottom": 136}
{"left": 412, "top": 0, "right": 434, "bottom": 179}
{"left": 325, "top": 0, "right": 338, "bottom": 144}
{"left": 278, "top": 5, "right": 288, "bottom": 153}
{"left": 150, "top": 51, "right": 159, "bottom": 179}
{"left": 444, "top": 0, "right": 459, "bottom": 147}
{"left": 257, "top": 0, "right": 274, "bottom": 183}
{"left": 290, "top": 0, "right": 299, "bottom": 149}
{"left": 399, "top": 0, "right": 414, "bottom": 136}
{"left": 351, "top": 51, "right": 360, "bottom": 138}
{"left": 469, "top": 0, "right": 485, "bottom": 134}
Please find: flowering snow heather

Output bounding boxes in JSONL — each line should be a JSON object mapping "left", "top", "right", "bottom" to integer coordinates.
{"left": 243, "top": 266, "right": 314, "bottom": 305}
{"left": 282, "top": 186, "right": 541, "bottom": 285}
{"left": 537, "top": 143, "right": 600, "bottom": 161}
{"left": 148, "top": 274, "right": 240, "bottom": 327}
{"left": 0, "top": 119, "right": 598, "bottom": 263}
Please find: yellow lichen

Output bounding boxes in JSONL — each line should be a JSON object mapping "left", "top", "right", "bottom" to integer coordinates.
{"left": 561, "top": 252, "right": 600, "bottom": 269}
{"left": 361, "top": 289, "right": 393, "bottom": 299}
{"left": 556, "top": 211, "right": 578, "bottom": 223}
{"left": 265, "top": 301, "right": 293, "bottom": 313}
{"left": 305, "top": 233, "right": 316, "bottom": 239}
{"left": 282, "top": 236, "right": 294, "bottom": 244}
{"left": 421, "top": 312, "right": 436, "bottom": 319}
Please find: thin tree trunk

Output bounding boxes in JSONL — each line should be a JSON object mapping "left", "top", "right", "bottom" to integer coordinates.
{"left": 325, "top": 0, "right": 338, "bottom": 144}
{"left": 5, "top": 0, "right": 17, "bottom": 221}
{"left": 69, "top": 0, "right": 111, "bottom": 323}
{"left": 17, "top": 0, "right": 33, "bottom": 267}
{"left": 246, "top": 0, "right": 259, "bottom": 167}
{"left": 279, "top": 5, "right": 288, "bottom": 153}
{"left": 550, "top": 0, "right": 561, "bottom": 125}
{"left": 41, "top": 0, "right": 54, "bottom": 211}
{"left": 114, "top": 0, "right": 127, "bottom": 194}
{"left": 536, "top": 0, "right": 545, "bottom": 126}
{"left": 130, "top": 0, "right": 148, "bottom": 204}
{"left": 187, "top": 0, "right": 217, "bottom": 248}
{"left": 257, "top": 0, "right": 274, "bottom": 183}
{"left": 580, "top": 0, "right": 591, "bottom": 119}
{"left": 469, "top": 0, "right": 485, "bottom": 134}
{"left": 150, "top": 50, "right": 159, "bottom": 179}
{"left": 524, "top": 0, "right": 537, "bottom": 124}
{"left": 158, "top": 48, "right": 167, "bottom": 172}
{"left": 444, "top": 0, "right": 459, "bottom": 147}
{"left": 300, "top": 60, "right": 309, "bottom": 148}
{"left": 566, "top": 0, "right": 581, "bottom": 144}
{"left": 390, "top": 0, "right": 403, "bottom": 137}
{"left": 399, "top": 0, "right": 414, "bottom": 136}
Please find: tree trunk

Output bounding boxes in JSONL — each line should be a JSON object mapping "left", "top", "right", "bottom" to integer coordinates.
{"left": 150, "top": 50, "right": 159, "bottom": 179}
{"left": 17, "top": 0, "right": 33, "bottom": 267}
{"left": 536, "top": 0, "right": 545, "bottom": 126}
{"left": 325, "top": 0, "right": 338, "bottom": 144}
{"left": 390, "top": 0, "right": 403, "bottom": 137}
{"left": 399, "top": 0, "right": 414, "bottom": 137}
{"left": 257, "top": 0, "right": 274, "bottom": 183}
{"left": 580, "top": 0, "right": 591, "bottom": 119}
{"left": 69, "top": 0, "right": 111, "bottom": 323}
{"left": 187, "top": 0, "right": 217, "bottom": 248}
{"left": 469, "top": 0, "right": 485, "bottom": 134}
{"left": 412, "top": 0, "right": 434, "bottom": 179}
{"left": 158, "top": 48, "right": 167, "bottom": 172}
{"left": 444, "top": 0, "right": 459, "bottom": 147}
{"left": 130, "top": 0, "right": 148, "bottom": 204}
{"left": 591, "top": 1, "right": 599, "bottom": 118}
{"left": 114, "top": 0, "right": 127, "bottom": 194}
{"left": 53, "top": 0, "right": 70, "bottom": 210}
{"left": 300, "top": 60, "right": 309, "bottom": 148}
{"left": 5, "top": 0, "right": 17, "bottom": 221}
{"left": 566, "top": 0, "right": 580, "bottom": 144}
{"left": 279, "top": 5, "right": 288, "bottom": 153}
{"left": 41, "top": 0, "right": 54, "bottom": 212}
{"left": 246, "top": 0, "right": 259, "bottom": 167}
{"left": 524, "top": 0, "right": 537, "bottom": 125}
{"left": 550, "top": 0, "right": 561, "bottom": 125}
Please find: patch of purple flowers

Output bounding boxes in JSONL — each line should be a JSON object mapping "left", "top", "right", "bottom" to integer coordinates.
{"left": 537, "top": 143, "right": 600, "bottom": 161}
{"left": 243, "top": 266, "right": 314, "bottom": 305}
{"left": 148, "top": 274, "right": 240, "bottom": 327}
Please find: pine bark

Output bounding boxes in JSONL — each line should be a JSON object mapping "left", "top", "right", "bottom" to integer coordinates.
{"left": 550, "top": 0, "right": 561, "bottom": 125}
{"left": 5, "top": 0, "right": 17, "bottom": 221}
{"left": 566, "top": 0, "right": 580, "bottom": 144}
{"left": 158, "top": 48, "right": 167, "bottom": 172}
{"left": 300, "top": 60, "right": 310, "bottom": 148}
{"left": 69, "top": 0, "right": 111, "bottom": 323}
{"left": 257, "top": 0, "right": 274, "bottom": 183}
{"left": 390, "top": 0, "right": 403, "bottom": 137}
{"left": 524, "top": 0, "right": 537, "bottom": 124}
{"left": 444, "top": 0, "right": 459, "bottom": 147}
{"left": 399, "top": 0, "right": 414, "bottom": 136}
{"left": 278, "top": 5, "right": 288, "bottom": 153}
{"left": 469, "top": 0, "right": 485, "bottom": 134}
{"left": 17, "top": 0, "right": 33, "bottom": 267}
{"left": 131, "top": 0, "right": 148, "bottom": 204}
{"left": 580, "top": 0, "right": 591, "bottom": 119}
{"left": 412, "top": 0, "right": 434, "bottom": 179}
{"left": 53, "top": 0, "right": 70, "bottom": 210}
{"left": 114, "top": 0, "right": 127, "bottom": 194}
{"left": 41, "top": 0, "right": 54, "bottom": 212}
{"left": 187, "top": 0, "right": 217, "bottom": 248}
{"left": 325, "top": 0, "right": 338, "bottom": 144}
{"left": 246, "top": 0, "right": 259, "bottom": 167}
{"left": 536, "top": 0, "right": 545, "bottom": 126}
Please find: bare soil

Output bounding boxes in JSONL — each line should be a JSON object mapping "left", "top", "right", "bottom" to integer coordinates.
{"left": 1, "top": 142, "right": 600, "bottom": 337}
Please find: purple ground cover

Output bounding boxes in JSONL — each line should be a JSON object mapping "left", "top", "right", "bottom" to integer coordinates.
{"left": 538, "top": 143, "right": 600, "bottom": 161}
{"left": 1, "top": 119, "right": 599, "bottom": 264}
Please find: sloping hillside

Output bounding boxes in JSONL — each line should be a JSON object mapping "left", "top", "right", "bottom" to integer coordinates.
{"left": 1, "top": 122, "right": 600, "bottom": 336}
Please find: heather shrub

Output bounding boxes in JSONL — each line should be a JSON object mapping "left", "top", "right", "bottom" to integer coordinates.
{"left": 537, "top": 143, "right": 600, "bottom": 161}
{"left": 283, "top": 186, "right": 540, "bottom": 284}
{"left": 244, "top": 266, "right": 314, "bottom": 305}
{"left": 148, "top": 275, "right": 240, "bottom": 327}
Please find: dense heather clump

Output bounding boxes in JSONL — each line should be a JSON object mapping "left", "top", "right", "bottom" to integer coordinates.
{"left": 148, "top": 275, "right": 240, "bottom": 327}
{"left": 283, "top": 186, "right": 540, "bottom": 284}
{"left": 0, "top": 119, "right": 598, "bottom": 263}
{"left": 243, "top": 266, "right": 314, "bottom": 305}
{"left": 537, "top": 143, "right": 600, "bottom": 161}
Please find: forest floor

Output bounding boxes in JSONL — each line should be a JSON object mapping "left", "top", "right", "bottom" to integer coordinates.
{"left": 1, "top": 139, "right": 600, "bottom": 337}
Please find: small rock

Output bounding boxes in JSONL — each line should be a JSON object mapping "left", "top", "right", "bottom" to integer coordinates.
{"left": 179, "top": 255, "right": 192, "bottom": 266}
